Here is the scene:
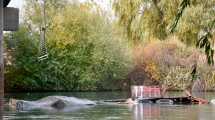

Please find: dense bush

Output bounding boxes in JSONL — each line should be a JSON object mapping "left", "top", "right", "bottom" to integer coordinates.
{"left": 4, "top": 0, "right": 215, "bottom": 92}
{"left": 4, "top": 2, "right": 132, "bottom": 92}
{"left": 139, "top": 38, "right": 215, "bottom": 90}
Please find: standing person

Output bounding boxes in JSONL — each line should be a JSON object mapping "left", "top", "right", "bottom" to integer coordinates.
{"left": 192, "top": 76, "right": 206, "bottom": 98}
{"left": 184, "top": 61, "right": 204, "bottom": 97}
{"left": 184, "top": 61, "right": 208, "bottom": 104}
{"left": 184, "top": 62, "right": 197, "bottom": 96}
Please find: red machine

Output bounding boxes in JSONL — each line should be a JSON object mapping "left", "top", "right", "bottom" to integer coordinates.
{"left": 131, "top": 86, "right": 161, "bottom": 99}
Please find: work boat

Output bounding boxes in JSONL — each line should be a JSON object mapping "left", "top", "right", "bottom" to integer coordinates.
{"left": 131, "top": 86, "right": 208, "bottom": 105}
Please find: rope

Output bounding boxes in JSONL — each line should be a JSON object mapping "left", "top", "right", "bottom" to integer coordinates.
{"left": 38, "top": 0, "right": 48, "bottom": 61}
{"left": 38, "top": 27, "right": 48, "bottom": 61}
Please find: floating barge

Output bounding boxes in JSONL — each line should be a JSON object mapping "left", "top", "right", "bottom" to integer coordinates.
{"left": 130, "top": 86, "right": 208, "bottom": 105}
{"left": 138, "top": 96, "right": 208, "bottom": 104}
{"left": 104, "top": 86, "right": 208, "bottom": 105}
{"left": 104, "top": 96, "right": 208, "bottom": 105}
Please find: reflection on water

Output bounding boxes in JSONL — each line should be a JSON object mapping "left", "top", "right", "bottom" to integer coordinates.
{"left": 131, "top": 104, "right": 161, "bottom": 120}
{"left": 131, "top": 104, "right": 199, "bottom": 120}
{"left": 0, "top": 106, "right": 2, "bottom": 120}
{"left": 3, "top": 92, "right": 215, "bottom": 120}
{"left": 131, "top": 100, "right": 215, "bottom": 120}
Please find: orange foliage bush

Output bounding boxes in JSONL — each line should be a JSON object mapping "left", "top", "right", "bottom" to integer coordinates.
{"left": 127, "top": 37, "right": 215, "bottom": 90}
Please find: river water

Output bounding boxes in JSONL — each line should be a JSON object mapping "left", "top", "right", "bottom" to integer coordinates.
{"left": 2, "top": 92, "right": 215, "bottom": 120}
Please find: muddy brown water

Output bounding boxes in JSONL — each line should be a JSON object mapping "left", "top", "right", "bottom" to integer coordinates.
{"left": 2, "top": 92, "right": 215, "bottom": 120}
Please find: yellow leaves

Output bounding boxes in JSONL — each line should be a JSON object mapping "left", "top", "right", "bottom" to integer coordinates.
{"left": 48, "top": 5, "right": 92, "bottom": 49}
{"left": 48, "top": 14, "right": 75, "bottom": 49}
{"left": 163, "top": 66, "right": 192, "bottom": 89}
{"left": 203, "top": 71, "right": 215, "bottom": 90}
{"left": 144, "top": 61, "right": 161, "bottom": 81}
{"left": 113, "top": 0, "right": 145, "bottom": 42}
{"left": 79, "top": 2, "right": 94, "bottom": 12}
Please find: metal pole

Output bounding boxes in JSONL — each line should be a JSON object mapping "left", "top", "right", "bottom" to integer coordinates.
{"left": 0, "top": 0, "right": 4, "bottom": 119}
{"left": 42, "top": 0, "right": 46, "bottom": 54}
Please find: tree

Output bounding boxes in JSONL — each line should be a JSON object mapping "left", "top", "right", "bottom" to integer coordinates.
{"left": 5, "top": 1, "right": 132, "bottom": 91}
{"left": 113, "top": 0, "right": 177, "bottom": 44}
{"left": 113, "top": 0, "right": 215, "bottom": 93}
{"left": 170, "top": 0, "right": 215, "bottom": 65}
{"left": 113, "top": 0, "right": 215, "bottom": 50}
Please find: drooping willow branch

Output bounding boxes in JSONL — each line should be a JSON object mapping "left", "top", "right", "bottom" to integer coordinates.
{"left": 170, "top": 0, "right": 215, "bottom": 65}
{"left": 196, "top": 20, "right": 215, "bottom": 65}
{"left": 170, "top": 0, "right": 190, "bottom": 33}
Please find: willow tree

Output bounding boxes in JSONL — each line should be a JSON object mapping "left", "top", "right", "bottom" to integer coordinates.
{"left": 169, "top": 0, "right": 215, "bottom": 92}
{"left": 113, "top": 0, "right": 181, "bottom": 44}
{"left": 170, "top": 0, "right": 215, "bottom": 65}
{"left": 113, "top": 0, "right": 215, "bottom": 93}
{"left": 113, "top": 0, "right": 215, "bottom": 50}
{"left": 23, "top": 0, "right": 69, "bottom": 33}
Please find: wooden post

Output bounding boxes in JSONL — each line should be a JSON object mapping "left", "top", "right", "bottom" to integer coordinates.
{"left": 0, "top": 0, "right": 4, "bottom": 119}
{"left": 0, "top": 1, "right": 18, "bottom": 119}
